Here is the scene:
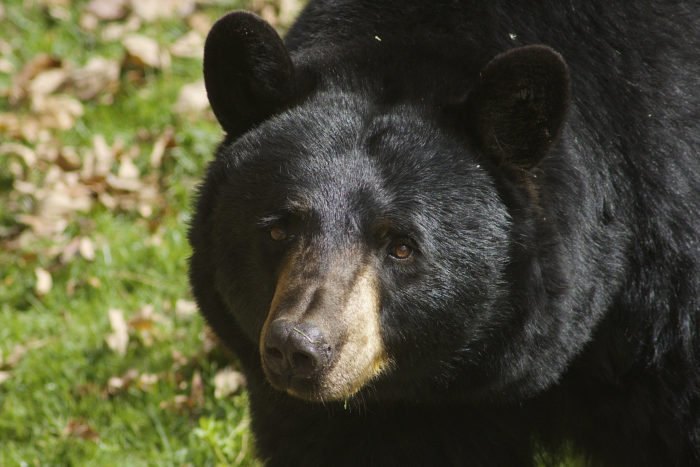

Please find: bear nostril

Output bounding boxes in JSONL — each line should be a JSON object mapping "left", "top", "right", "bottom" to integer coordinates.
{"left": 266, "top": 346, "right": 284, "bottom": 362}
{"left": 264, "top": 345, "right": 287, "bottom": 375}
{"left": 290, "top": 350, "right": 316, "bottom": 376}
{"left": 263, "top": 319, "right": 333, "bottom": 381}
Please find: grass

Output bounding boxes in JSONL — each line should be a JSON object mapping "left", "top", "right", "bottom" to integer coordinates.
{"left": 0, "top": 0, "right": 262, "bottom": 464}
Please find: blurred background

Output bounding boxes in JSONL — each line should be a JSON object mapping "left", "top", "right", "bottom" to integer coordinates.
{"left": 0, "top": 0, "right": 304, "bottom": 464}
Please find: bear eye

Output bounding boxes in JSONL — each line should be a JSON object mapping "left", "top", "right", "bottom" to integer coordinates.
{"left": 269, "top": 226, "right": 287, "bottom": 241}
{"left": 389, "top": 241, "right": 413, "bottom": 260}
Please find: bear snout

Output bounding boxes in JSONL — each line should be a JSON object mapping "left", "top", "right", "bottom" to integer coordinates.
{"left": 262, "top": 319, "right": 334, "bottom": 384}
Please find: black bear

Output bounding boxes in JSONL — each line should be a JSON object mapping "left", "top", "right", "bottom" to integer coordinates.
{"left": 188, "top": 1, "right": 700, "bottom": 465}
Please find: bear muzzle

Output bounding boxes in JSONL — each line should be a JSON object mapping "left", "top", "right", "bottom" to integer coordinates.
{"left": 259, "top": 248, "right": 391, "bottom": 401}
{"left": 262, "top": 319, "right": 334, "bottom": 383}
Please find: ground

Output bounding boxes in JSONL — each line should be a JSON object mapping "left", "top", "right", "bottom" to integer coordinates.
{"left": 0, "top": 0, "right": 304, "bottom": 464}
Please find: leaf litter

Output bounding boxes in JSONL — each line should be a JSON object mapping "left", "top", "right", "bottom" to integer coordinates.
{"left": 0, "top": 0, "right": 306, "bottom": 449}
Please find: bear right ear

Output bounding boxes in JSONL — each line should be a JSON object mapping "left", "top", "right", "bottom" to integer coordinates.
{"left": 203, "top": 12, "right": 295, "bottom": 136}
{"left": 466, "top": 45, "right": 570, "bottom": 168}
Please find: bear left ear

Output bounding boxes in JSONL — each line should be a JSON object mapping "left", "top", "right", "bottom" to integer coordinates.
{"left": 467, "top": 45, "right": 570, "bottom": 168}
{"left": 203, "top": 12, "right": 295, "bottom": 137}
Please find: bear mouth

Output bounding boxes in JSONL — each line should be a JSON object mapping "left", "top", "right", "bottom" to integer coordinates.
{"left": 263, "top": 366, "right": 326, "bottom": 400}
{"left": 262, "top": 350, "right": 391, "bottom": 402}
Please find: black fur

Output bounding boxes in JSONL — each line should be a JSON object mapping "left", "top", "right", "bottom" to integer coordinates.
{"left": 189, "top": 1, "right": 700, "bottom": 465}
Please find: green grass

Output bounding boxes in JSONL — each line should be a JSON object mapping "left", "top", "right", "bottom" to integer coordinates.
{"left": 0, "top": 0, "right": 261, "bottom": 464}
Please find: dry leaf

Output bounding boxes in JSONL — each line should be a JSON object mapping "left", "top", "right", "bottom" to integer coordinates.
{"left": 106, "top": 173, "right": 142, "bottom": 192}
{"left": 63, "top": 419, "right": 100, "bottom": 441}
{"left": 138, "top": 373, "right": 159, "bottom": 391}
{"left": 128, "top": 304, "right": 162, "bottom": 331}
{"left": 17, "top": 214, "right": 67, "bottom": 238}
{"left": 79, "top": 12, "right": 99, "bottom": 31}
{"left": 106, "top": 308, "right": 129, "bottom": 355}
{"left": 259, "top": 4, "right": 278, "bottom": 26}
{"left": 101, "top": 15, "right": 142, "bottom": 42}
{"left": 117, "top": 156, "right": 139, "bottom": 179}
{"left": 189, "top": 370, "right": 204, "bottom": 408}
{"left": 278, "top": 0, "right": 305, "bottom": 27}
{"left": 149, "top": 127, "right": 174, "bottom": 168}
{"left": 35, "top": 267, "right": 53, "bottom": 296}
{"left": 60, "top": 237, "right": 81, "bottom": 264}
{"left": 84, "top": 134, "right": 115, "bottom": 180}
{"left": 10, "top": 54, "right": 61, "bottom": 104}
{"left": 79, "top": 237, "right": 96, "bottom": 261}
{"left": 175, "top": 299, "right": 197, "bottom": 318}
{"left": 107, "top": 368, "right": 139, "bottom": 395}
{"left": 56, "top": 146, "right": 81, "bottom": 171}
{"left": 214, "top": 367, "right": 246, "bottom": 399}
{"left": 25, "top": 168, "right": 94, "bottom": 234}
{"left": 28, "top": 68, "right": 68, "bottom": 98}
{"left": 123, "top": 34, "right": 170, "bottom": 70}
{"left": 173, "top": 80, "right": 208, "bottom": 116}
{"left": 0, "top": 142, "right": 37, "bottom": 167}
{"left": 86, "top": 0, "right": 129, "bottom": 20}
{"left": 187, "top": 12, "right": 212, "bottom": 36}
{"left": 0, "top": 113, "right": 44, "bottom": 142}
{"left": 130, "top": 0, "right": 195, "bottom": 22}
{"left": 0, "top": 371, "right": 10, "bottom": 385}
{"left": 159, "top": 372, "right": 204, "bottom": 413}
{"left": 0, "top": 58, "right": 15, "bottom": 74}
{"left": 201, "top": 327, "right": 219, "bottom": 354}
{"left": 32, "top": 94, "right": 84, "bottom": 130}
{"left": 170, "top": 31, "right": 203, "bottom": 59}
{"left": 69, "top": 56, "right": 120, "bottom": 101}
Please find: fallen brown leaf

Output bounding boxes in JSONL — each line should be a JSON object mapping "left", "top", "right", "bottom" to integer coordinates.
{"left": 106, "top": 308, "right": 129, "bottom": 355}
{"left": 101, "top": 15, "right": 142, "bottom": 42}
{"left": 170, "top": 31, "right": 204, "bottom": 59}
{"left": 160, "top": 372, "right": 206, "bottom": 413}
{"left": 123, "top": 34, "right": 170, "bottom": 70}
{"left": 173, "top": 80, "right": 208, "bottom": 117}
{"left": 149, "top": 127, "right": 175, "bottom": 168}
{"left": 32, "top": 94, "right": 84, "bottom": 130}
{"left": 187, "top": 12, "right": 212, "bottom": 36}
{"left": 175, "top": 298, "right": 197, "bottom": 318}
{"left": 130, "top": 0, "right": 195, "bottom": 22}
{"left": 28, "top": 67, "right": 69, "bottom": 98}
{"left": 278, "top": 0, "right": 305, "bottom": 27}
{"left": 214, "top": 367, "right": 246, "bottom": 399}
{"left": 69, "top": 56, "right": 120, "bottom": 101}
{"left": 56, "top": 146, "right": 81, "bottom": 171}
{"left": 106, "top": 368, "right": 139, "bottom": 396}
{"left": 86, "top": 0, "right": 129, "bottom": 21}
{"left": 35, "top": 267, "right": 53, "bottom": 296}
{"left": 10, "top": 54, "right": 61, "bottom": 104}
{"left": 0, "top": 371, "right": 10, "bottom": 385}
{"left": 0, "top": 142, "right": 37, "bottom": 168}
{"left": 128, "top": 304, "right": 160, "bottom": 331}
{"left": 63, "top": 419, "right": 100, "bottom": 441}
{"left": 201, "top": 327, "right": 219, "bottom": 354}
{"left": 79, "top": 237, "right": 96, "bottom": 261}
{"left": 59, "top": 237, "right": 81, "bottom": 264}
{"left": 138, "top": 373, "right": 159, "bottom": 391}
{"left": 190, "top": 370, "right": 204, "bottom": 408}
{"left": 0, "top": 58, "right": 14, "bottom": 75}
